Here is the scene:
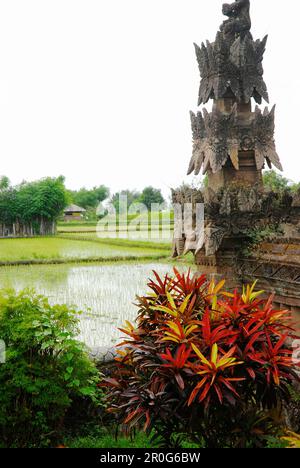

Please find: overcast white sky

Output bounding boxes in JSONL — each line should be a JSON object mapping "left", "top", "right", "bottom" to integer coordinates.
{"left": 0, "top": 0, "right": 299, "bottom": 198}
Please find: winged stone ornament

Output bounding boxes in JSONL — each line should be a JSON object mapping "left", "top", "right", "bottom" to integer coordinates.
{"left": 187, "top": 105, "right": 239, "bottom": 176}
{"left": 253, "top": 105, "right": 283, "bottom": 171}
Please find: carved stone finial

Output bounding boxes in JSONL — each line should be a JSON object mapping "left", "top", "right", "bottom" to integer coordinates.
{"left": 186, "top": 0, "right": 283, "bottom": 181}
{"left": 220, "top": 0, "right": 251, "bottom": 37}
{"left": 194, "top": 0, "right": 269, "bottom": 106}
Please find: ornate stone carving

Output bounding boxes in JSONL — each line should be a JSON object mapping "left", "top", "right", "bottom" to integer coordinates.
{"left": 253, "top": 106, "right": 282, "bottom": 171}
{"left": 195, "top": 0, "right": 268, "bottom": 105}
{"left": 172, "top": 1, "right": 300, "bottom": 311}
{"left": 196, "top": 225, "right": 227, "bottom": 257}
{"left": 188, "top": 106, "right": 237, "bottom": 175}
{"left": 188, "top": 104, "right": 282, "bottom": 175}
{"left": 221, "top": 0, "right": 251, "bottom": 36}
{"left": 171, "top": 186, "right": 204, "bottom": 257}
{"left": 240, "top": 260, "right": 300, "bottom": 286}
{"left": 172, "top": 184, "right": 300, "bottom": 260}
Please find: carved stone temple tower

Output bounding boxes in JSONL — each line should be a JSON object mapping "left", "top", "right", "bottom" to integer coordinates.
{"left": 187, "top": 0, "right": 282, "bottom": 190}
{"left": 172, "top": 0, "right": 300, "bottom": 318}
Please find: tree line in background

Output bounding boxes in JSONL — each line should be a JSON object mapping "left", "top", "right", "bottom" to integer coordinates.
{"left": 54, "top": 171, "right": 300, "bottom": 219}
{"left": 0, "top": 170, "right": 298, "bottom": 233}
{"left": 110, "top": 187, "right": 165, "bottom": 212}
{"left": 0, "top": 176, "right": 167, "bottom": 231}
{"left": 68, "top": 186, "right": 166, "bottom": 220}
{"left": 0, "top": 176, "right": 68, "bottom": 236}
{"left": 67, "top": 185, "right": 109, "bottom": 211}
{"left": 262, "top": 170, "right": 300, "bottom": 193}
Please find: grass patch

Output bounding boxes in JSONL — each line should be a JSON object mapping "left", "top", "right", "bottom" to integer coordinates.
{"left": 0, "top": 237, "right": 170, "bottom": 264}
{"left": 58, "top": 221, "right": 99, "bottom": 228}
{"left": 57, "top": 212, "right": 174, "bottom": 233}
{"left": 57, "top": 234, "right": 171, "bottom": 250}
{"left": 64, "top": 427, "right": 152, "bottom": 449}
{"left": 62, "top": 423, "right": 201, "bottom": 449}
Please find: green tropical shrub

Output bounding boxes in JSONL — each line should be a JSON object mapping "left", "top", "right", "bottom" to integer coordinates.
{"left": 0, "top": 289, "right": 102, "bottom": 447}
{"left": 104, "top": 269, "right": 300, "bottom": 448}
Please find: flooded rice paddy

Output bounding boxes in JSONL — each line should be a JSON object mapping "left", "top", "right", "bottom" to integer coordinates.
{"left": 0, "top": 262, "right": 193, "bottom": 348}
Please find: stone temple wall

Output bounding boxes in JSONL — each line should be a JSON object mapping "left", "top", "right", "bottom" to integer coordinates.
{"left": 195, "top": 235, "right": 300, "bottom": 330}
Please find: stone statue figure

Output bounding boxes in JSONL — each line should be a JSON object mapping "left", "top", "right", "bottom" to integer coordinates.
{"left": 220, "top": 0, "right": 251, "bottom": 36}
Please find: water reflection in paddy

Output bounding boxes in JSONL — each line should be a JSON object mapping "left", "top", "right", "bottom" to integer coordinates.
{"left": 0, "top": 262, "right": 194, "bottom": 348}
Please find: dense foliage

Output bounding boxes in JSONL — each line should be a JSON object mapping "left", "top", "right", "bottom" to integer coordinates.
{"left": 139, "top": 187, "right": 165, "bottom": 210}
{"left": 0, "top": 176, "right": 10, "bottom": 191}
{"left": 104, "top": 269, "right": 300, "bottom": 448}
{"left": 69, "top": 185, "right": 109, "bottom": 210}
{"left": 0, "top": 289, "right": 102, "bottom": 448}
{"left": 111, "top": 190, "right": 142, "bottom": 214}
{"left": 111, "top": 187, "right": 165, "bottom": 213}
{"left": 263, "top": 170, "right": 300, "bottom": 193}
{"left": 0, "top": 176, "right": 68, "bottom": 230}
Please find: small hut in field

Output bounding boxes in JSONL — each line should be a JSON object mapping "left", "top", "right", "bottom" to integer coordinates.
{"left": 63, "top": 204, "right": 86, "bottom": 222}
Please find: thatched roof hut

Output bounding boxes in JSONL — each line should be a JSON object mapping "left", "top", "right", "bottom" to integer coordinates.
{"left": 63, "top": 204, "right": 86, "bottom": 221}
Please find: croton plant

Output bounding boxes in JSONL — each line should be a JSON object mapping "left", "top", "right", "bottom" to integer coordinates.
{"left": 103, "top": 269, "right": 300, "bottom": 448}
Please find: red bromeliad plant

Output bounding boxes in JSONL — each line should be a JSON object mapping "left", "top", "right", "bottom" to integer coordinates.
{"left": 104, "top": 269, "right": 300, "bottom": 448}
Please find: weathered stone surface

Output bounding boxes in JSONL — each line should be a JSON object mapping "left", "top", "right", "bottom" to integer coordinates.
{"left": 171, "top": 186, "right": 205, "bottom": 257}
{"left": 195, "top": 0, "right": 268, "bottom": 105}
{"left": 238, "top": 246, "right": 300, "bottom": 317}
{"left": 187, "top": 0, "right": 282, "bottom": 185}
{"left": 292, "top": 190, "right": 300, "bottom": 208}
{"left": 188, "top": 104, "right": 282, "bottom": 176}
{"left": 221, "top": 0, "right": 251, "bottom": 34}
{"left": 253, "top": 105, "right": 282, "bottom": 171}
{"left": 173, "top": 184, "right": 298, "bottom": 258}
{"left": 172, "top": 0, "right": 300, "bottom": 315}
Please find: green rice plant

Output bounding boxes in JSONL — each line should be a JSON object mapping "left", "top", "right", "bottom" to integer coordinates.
{"left": 0, "top": 237, "right": 170, "bottom": 263}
